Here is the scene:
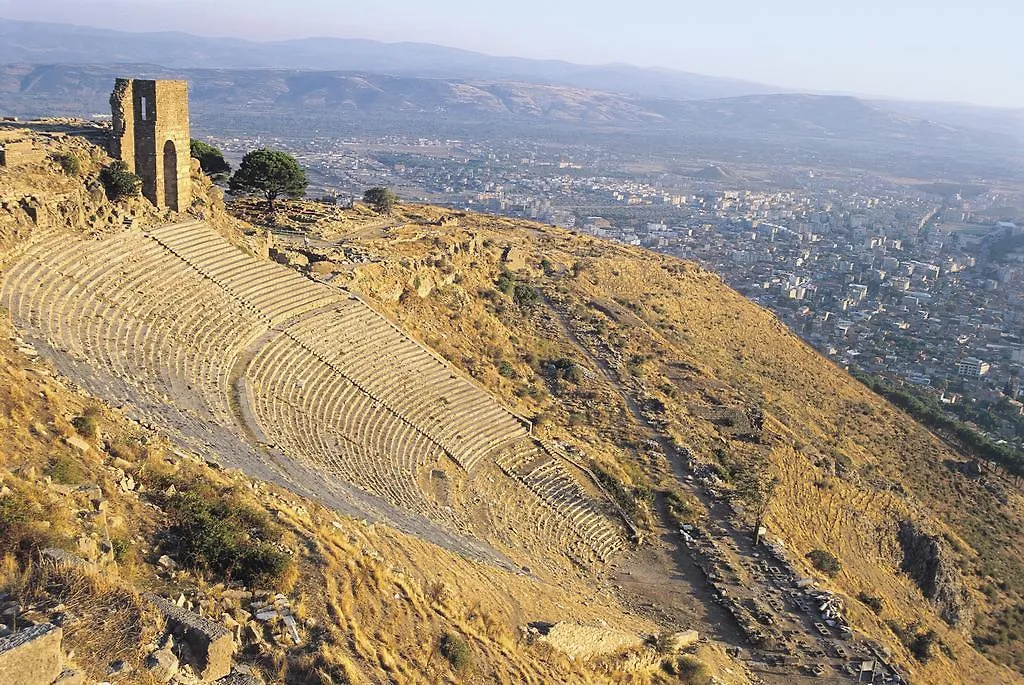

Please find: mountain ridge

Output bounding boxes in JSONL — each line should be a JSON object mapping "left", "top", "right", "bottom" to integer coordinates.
{"left": 0, "top": 17, "right": 780, "bottom": 101}
{"left": 2, "top": 63, "right": 1017, "bottom": 156}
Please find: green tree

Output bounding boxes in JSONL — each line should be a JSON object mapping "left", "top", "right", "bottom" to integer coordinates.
{"left": 99, "top": 161, "right": 141, "bottom": 201}
{"left": 190, "top": 139, "right": 231, "bottom": 177}
{"left": 731, "top": 464, "right": 778, "bottom": 544}
{"left": 52, "top": 152, "right": 81, "bottom": 176}
{"left": 229, "top": 148, "right": 308, "bottom": 211}
{"left": 363, "top": 187, "right": 398, "bottom": 214}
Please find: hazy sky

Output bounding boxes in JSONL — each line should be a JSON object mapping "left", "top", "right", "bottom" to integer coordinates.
{"left": 3, "top": 0, "right": 1022, "bottom": 107}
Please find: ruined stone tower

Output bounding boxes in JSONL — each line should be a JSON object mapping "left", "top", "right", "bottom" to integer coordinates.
{"left": 110, "top": 79, "right": 192, "bottom": 211}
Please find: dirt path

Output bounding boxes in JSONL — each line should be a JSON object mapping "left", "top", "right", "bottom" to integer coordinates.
{"left": 542, "top": 294, "right": 869, "bottom": 684}
{"left": 541, "top": 293, "right": 741, "bottom": 638}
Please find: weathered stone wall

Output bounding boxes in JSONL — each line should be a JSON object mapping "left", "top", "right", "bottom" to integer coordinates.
{"left": 109, "top": 78, "right": 191, "bottom": 211}
{"left": 149, "top": 594, "right": 234, "bottom": 681}
{"left": 109, "top": 78, "right": 134, "bottom": 170}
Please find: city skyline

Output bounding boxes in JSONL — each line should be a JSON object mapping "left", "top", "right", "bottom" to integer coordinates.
{"left": 1, "top": 0, "right": 1022, "bottom": 108}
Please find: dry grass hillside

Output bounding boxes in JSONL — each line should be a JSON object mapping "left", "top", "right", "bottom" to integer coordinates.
{"left": 0, "top": 126, "right": 751, "bottom": 684}
{"left": 1, "top": 123, "right": 1022, "bottom": 683}
{"left": 0, "top": 322, "right": 715, "bottom": 683}
{"left": 273, "top": 202, "right": 1024, "bottom": 684}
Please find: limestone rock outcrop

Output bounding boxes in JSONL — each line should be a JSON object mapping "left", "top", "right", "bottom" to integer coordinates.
{"left": 897, "top": 520, "right": 974, "bottom": 632}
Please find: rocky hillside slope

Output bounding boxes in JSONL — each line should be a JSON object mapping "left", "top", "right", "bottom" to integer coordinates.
{"left": 0, "top": 125, "right": 744, "bottom": 684}
{"left": 271, "top": 201, "right": 1024, "bottom": 683}
{"left": 1, "top": 124, "right": 1022, "bottom": 683}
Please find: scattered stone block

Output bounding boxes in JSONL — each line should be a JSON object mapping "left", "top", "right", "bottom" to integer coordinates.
{"left": 215, "top": 672, "right": 263, "bottom": 685}
{"left": 281, "top": 614, "right": 301, "bottom": 645}
{"left": 40, "top": 548, "right": 93, "bottom": 571}
{"left": 52, "top": 669, "right": 84, "bottom": 685}
{"left": 146, "top": 648, "right": 179, "bottom": 682}
{"left": 663, "top": 629, "right": 699, "bottom": 652}
{"left": 64, "top": 436, "right": 91, "bottom": 453}
{"left": 148, "top": 595, "right": 234, "bottom": 681}
{"left": 0, "top": 623, "right": 63, "bottom": 685}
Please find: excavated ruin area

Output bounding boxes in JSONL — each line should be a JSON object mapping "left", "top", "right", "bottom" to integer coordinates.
{"left": 1, "top": 219, "right": 627, "bottom": 574}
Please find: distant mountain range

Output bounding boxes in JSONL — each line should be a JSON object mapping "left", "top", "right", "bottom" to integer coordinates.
{"left": 0, "top": 63, "right": 1013, "bottom": 150}
{"left": 1, "top": 18, "right": 1022, "bottom": 179}
{"left": 0, "top": 18, "right": 778, "bottom": 102}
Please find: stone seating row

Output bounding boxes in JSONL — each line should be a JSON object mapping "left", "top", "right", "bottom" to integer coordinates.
{"left": 2, "top": 222, "right": 624, "bottom": 561}
{"left": 148, "top": 223, "right": 339, "bottom": 325}
{"left": 495, "top": 445, "right": 623, "bottom": 561}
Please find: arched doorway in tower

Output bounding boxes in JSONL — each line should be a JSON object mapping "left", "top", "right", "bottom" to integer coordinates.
{"left": 163, "top": 140, "right": 179, "bottom": 211}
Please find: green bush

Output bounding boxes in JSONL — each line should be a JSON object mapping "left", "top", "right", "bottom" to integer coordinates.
{"left": 543, "top": 357, "right": 583, "bottom": 384}
{"left": 45, "top": 455, "right": 86, "bottom": 485}
{"left": 439, "top": 631, "right": 471, "bottom": 671}
{"left": 190, "top": 139, "right": 231, "bottom": 176}
{"left": 807, "top": 549, "right": 842, "bottom": 577}
{"left": 661, "top": 654, "right": 711, "bottom": 684}
{"left": 496, "top": 272, "right": 515, "bottom": 297}
{"left": 362, "top": 187, "right": 398, "bottom": 214}
{"left": 512, "top": 283, "right": 538, "bottom": 307}
{"left": 110, "top": 536, "right": 131, "bottom": 563}
{"left": 164, "top": 488, "right": 292, "bottom": 588}
{"left": 496, "top": 360, "right": 517, "bottom": 379}
{"left": 99, "top": 161, "right": 141, "bottom": 201}
{"left": 858, "top": 591, "right": 883, "bottom": 614}
{"left": 71, "top": 411, "right": 99, "bottom": 439}
{"left": 910, "top": 629, "right": 939, "bottom": 662}
{"left": 53, "top": 152, "right": 81, "bottom": 176}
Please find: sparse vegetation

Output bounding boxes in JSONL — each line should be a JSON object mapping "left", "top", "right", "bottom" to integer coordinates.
{"left": 160, "top": 483, "right": 292, "bottom": 588}
{"left": 542, "top": 357, "right": 584, "bottom": 384}
{"left": 363, "top": 186, "right": 398, "bottom": 214}
{"left": 53, "top": 152, "right": 81, "bottom": 176}
{"left": 858, "top": 591, "right": 884, "bottom": 615}
{"left": 71, "top": 406, "right": 101, "bottom": 438}
{"left": 665, "top": 489, "right": 700, "bottom": 526}
{"left": 439, "top": 631, "right": 472, "bottom": 671}
{"left": 660, "top": 654, "right": 711, "bottom": 684}
{"left": 99, "top": 161, "right": 141, "bottom": 201}
{"left": 45, "top": 454, "right": 86, "bottom": 484}
{"left": 190, "top": 138, "right": 231, "bottom": 176}
{"left": 807, "top": 548, "right": 842, "bottom": 577}
{"left": 0, "top": 489, "right": 58, "bottom": 556}
{"left": 856, "top": 372, "right": 1024, "bottom": 477}
{"left": 888, "top": 620, "right": 941, "bottom": 663}
{"left": 496, "top": 359, "right": 517, "bottom": 379}
{"left": 910, "top": 629, "right": 940, "bottom": 662}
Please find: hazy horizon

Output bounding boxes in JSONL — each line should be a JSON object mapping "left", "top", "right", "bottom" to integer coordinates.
{"left": 1, "top": 0, "right": 1022, "bottom": 109}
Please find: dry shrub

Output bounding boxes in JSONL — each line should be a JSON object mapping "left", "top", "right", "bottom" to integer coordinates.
{"left": 661, "top": 654, "right": 711, "bottom": 684}
{"left": 18, "top": 559, "right": 156, "bottom": 676}
{"left": 71, "top": 406, "right": 102, "bottom": 439}
{"left": 0, "top": 488, "right": 63, "bottom": 556}
{"left": 440, "top": 630, "right": 472, "bottom": 672}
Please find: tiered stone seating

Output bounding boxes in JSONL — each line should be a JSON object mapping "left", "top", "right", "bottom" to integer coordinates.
{"left": 246, "top": 330, "right": 461, "bottom": 526}
{"left": 148, "top": 223, "right": 339, "bottom": 325}
{"left": 281, "top": 305, "right": 532, "bottom": 471}
{"left": 494, "top": 444, "right": 623, "bottom": 561}
{"left": 1, "top": 221, "right": 625, "bottom": 563}
{"left": 0, "top": 230, "right": 267, "bottom": 470}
